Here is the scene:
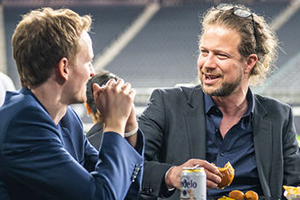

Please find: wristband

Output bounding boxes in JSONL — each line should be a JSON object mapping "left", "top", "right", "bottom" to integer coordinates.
{"left": 124, "top": 126, "right": 138, "bottom": 137}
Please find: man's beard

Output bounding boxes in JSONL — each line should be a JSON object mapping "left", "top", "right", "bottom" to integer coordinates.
{"left": 202, "top": 75, "right": 242, "bottom": 97}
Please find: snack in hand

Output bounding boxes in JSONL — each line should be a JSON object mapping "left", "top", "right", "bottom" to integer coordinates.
{"left": 229, "top": 190, "right": 244, "bottom": 200}
{"left": 216, "top": 162, "right": 235, "bottom": 189}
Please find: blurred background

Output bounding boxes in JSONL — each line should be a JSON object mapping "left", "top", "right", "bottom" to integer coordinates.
{"left": 0, "top": 0, "right": 299, "bottom": 138}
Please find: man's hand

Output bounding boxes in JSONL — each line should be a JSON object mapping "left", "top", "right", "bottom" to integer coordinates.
{"left": 93, "top": 79, "right": 135, "bottom": 137}
{"left": 165, "top": 159, "right": 221, "bottom": 190}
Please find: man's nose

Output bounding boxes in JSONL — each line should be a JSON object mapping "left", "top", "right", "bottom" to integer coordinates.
{"left": 203, "top": 54, "right": 217, "bottom": 69}
{"left": 89, "top": 64, "right": 95, "bottom": 77}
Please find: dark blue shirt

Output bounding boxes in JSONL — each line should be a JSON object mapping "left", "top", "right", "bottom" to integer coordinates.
{"left": 205, "top": 89, "right": 263, "bottom": 198}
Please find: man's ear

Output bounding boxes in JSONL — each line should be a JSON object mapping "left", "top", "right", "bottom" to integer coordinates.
{"left": 56, "top": 57, "right": 69, "bottom": 81}
{"left": 245, "top": 54, "right": 258, "bottom": 74}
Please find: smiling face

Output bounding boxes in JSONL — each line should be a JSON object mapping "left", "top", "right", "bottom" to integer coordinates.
{"left": 66, "top": 30, "right": 95, "bottom": 104}
{"left": 198, "top": 25, "right": 249, "bottom": 97}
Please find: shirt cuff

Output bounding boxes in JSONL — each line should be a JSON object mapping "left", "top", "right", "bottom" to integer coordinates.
{"left": 160, "top": 167, "right": 176, "bottom": 198}
{"left": 165, "top": 167, "right": 175, "bottom": 191}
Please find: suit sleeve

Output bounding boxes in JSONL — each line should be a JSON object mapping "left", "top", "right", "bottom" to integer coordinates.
{"left": 2, "top": 106, "right": 144, "bottom": 200}
{"left": 282, "top": 107, "right": 300, "bottom": 186}
{"left": 138, "top": 89, "right": 174, "bottom": 198}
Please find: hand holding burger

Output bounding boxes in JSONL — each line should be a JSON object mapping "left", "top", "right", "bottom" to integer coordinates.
{"left": 215, "top": 162, "right": 235, "bottom": 189}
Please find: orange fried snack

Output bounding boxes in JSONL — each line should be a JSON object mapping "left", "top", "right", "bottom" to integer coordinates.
{"left": 216, "top": 162, "right": 235, "bottom": 189}
{"left": 229, "top": 190, "right": 244, "bottom": 200}
{"left": 244, "top": 191, "right": 258, "bottom": 200}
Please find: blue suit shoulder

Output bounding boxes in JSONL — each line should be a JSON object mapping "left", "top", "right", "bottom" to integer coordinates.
{"left": 0, "top": 89, "right": 57, "bottom": 140}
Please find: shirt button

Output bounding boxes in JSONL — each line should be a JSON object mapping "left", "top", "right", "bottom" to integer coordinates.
{"left": 215, "top": 129, "right": 218, "bottom": 133}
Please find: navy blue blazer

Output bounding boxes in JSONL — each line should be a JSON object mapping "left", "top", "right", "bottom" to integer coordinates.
{"left": 0, "top": 88, "right": 144, "bottom": 200}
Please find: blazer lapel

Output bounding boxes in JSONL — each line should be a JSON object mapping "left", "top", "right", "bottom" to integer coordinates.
{"left": 253, "top": 97, "right": 272, "bottom": 196}
{"left": 184, "top": 86, "right": 207, "bottom": 159}
{"left": 182, "top": 88, "right": 273, "bottom": 195}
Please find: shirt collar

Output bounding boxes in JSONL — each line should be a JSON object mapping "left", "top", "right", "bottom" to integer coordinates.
{"left": 204, "top": 88, "right": 255, "bottom": 117}
{"left": 204, "top": 93, "right": 215, "bottom": 114}
{"left": 244, "top": 88, "right": 255, "bottom": 117}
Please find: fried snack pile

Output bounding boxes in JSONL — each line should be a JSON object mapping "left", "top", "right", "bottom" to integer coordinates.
{"left": 218, "top": 190, "right": 258, "bottom": 200}
{"left": 283, "top": 185, "right": 300, "bottom": 200}
{"left": 216, "top": 162, "right": 235, "bottom": 189}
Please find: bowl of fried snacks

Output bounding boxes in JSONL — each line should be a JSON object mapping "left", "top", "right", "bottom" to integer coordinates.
{"left": 283, "top": 185, "right": 300, "bottom": 200}
{"left": 217, "top": 190, "right": 259, "bottom": 200}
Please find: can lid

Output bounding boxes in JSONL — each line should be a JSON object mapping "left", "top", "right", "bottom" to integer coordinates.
{"left": 182, "top": 166, "right": 204, "bottom": 170}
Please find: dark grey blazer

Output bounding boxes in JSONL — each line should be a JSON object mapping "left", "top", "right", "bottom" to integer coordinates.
{"left": 86, "top": 122, "right": 103, "bottom": 150}
{"left": 139, "top": 85, "right": 300, "bottom": 200}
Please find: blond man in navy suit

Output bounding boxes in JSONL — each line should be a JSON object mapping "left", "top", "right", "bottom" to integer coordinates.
{"left": 0, "top": 8, "right": 143, "bottom": 200}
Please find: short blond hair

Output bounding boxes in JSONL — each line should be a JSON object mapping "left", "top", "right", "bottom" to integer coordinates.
{"left": 12, "top": 7, "right": 92, "bottom": 88}
{"left": 200, "top": 4, "right": 278, "bottom": 85}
